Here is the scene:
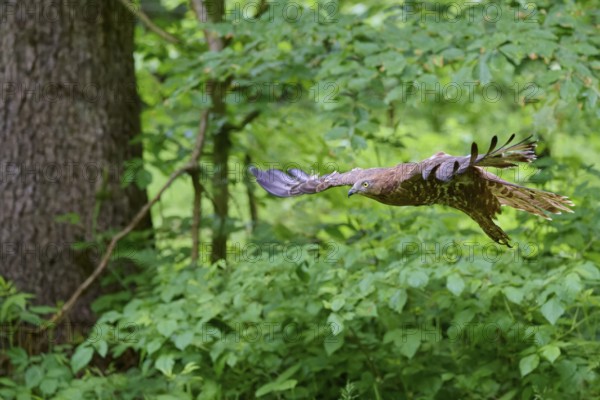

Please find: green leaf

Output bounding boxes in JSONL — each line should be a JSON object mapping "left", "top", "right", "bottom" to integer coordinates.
{"left": 498, "top": 389, "right": 518, "bottom": 400}
{"left": 575, "top": 262, "right": 600, "bottom": 279}
{"left": 256, "top": 365, "right": 302, "bottom": 397}
{"left": 39, "top": 378, "right": 58, "bottom": 395}
{"left": 384, "top": 86, "right": 406, "bottom": 104}
{"left": 572, "top": 42, "right": 599, "bottom": 56}
{"left": 350, "top": 135, "right": 367, "bottom": 150}
{"left": 156, "top": 395, "right": 182, "bottom": 400}
{"left": 0, "top": 378, "right": 16, "bottom": 387}
{"left": 354, "top": 41, "right": 379, "bottom": 55}
{"left": 157, "top": 320, "right": 178, "bottom": 338}
{"left": 540, "top": 345, "right": 561, "bottom": 364}
{"left": 540, "top": 298, "right": 565, "bottom": 325}
{"left": 24, "top": 365, "right": 43, "bottom": 388}
{"left": 389, "top": 289, "right": 407, "bottom": 313}
{"left": 383, "top": 328, "right": 402, "bottom": 345}
{"left": 324, "top": 126, "right": 348, "bottom": 141}
{"left": 277, "top": 41, "right": 292, "bottom": 52}
{"left": 181, "top": 362, "right": 199, "bottom": 375}
{"left": 559, "top": 79, "right": 578, "bottom": 101}
{"left": 0, "top": 293, "right": 32, "bottom": 319}
{"left": 384, "top": 55, "right": 406, "bottom": 75}
{"left": 28, "top": 305, "right": 57, "bottom": 314}
{"left": 147, "top": 339, "right": 163, "bottom": 355}
{"left": 327, "top": 313, "right": 344, "bottom": 335}
{"left": 478, "top": 55, "right": 492, "bottom": 85}
{"left": 256, "top": 379, "right": 298, "bottom": 397}
{"left": 519, "top": 354, "right": 540, "bottom": 377}
{"left": 174, "top": 332, "right": 194, "bottom": 350}
{"left": 330, "top": 296, "right": 345, "bottom": 312}
{"left": 94, "top": 339, "right": 108, "bottom": 358}
{"left": 276, "top": 364, "right": 302, "bottom": 382}
{"left": 446, "top": 274, "right": 465, "bottom": 296}
{"left": 135, "top": 169, "right": 153, "bottom": 189}
{"left": 356, "top": 300, "right": 378, "bottom": 317}
{"left": 197, "top": 380, "right": 220, "bottom": 400}
{"left": 6, "top": 347, "right": 28, "bottom": 367}
{"left": 155, "top": 354, "right": 174, "bottom": 376}
{"left": 324, "top": 335, "right": 344, "bottom": 356}
{"left": 400, "top": 333, "right": 421, "bottom": 359}
{"left": 407, "top": 270, "right": 428, "bottom": 288}
{"left": 499, "top": 43, "right": 525, "bottom": 65}
{"left": 358, "top": 274, "right": 374, "bottom": 294}
{"left": 503, "top": 287, "right": 524, "bottom": 305}
{"left": 71, "top": 345, "right": 94, "bottom": 374}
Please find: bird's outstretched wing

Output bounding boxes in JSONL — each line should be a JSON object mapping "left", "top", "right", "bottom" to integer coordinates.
{"left": 419, "top": 134, "right": 536, "bottom": 182}
{"left": 250, "top": 167, "right": 380, "bottom": 197}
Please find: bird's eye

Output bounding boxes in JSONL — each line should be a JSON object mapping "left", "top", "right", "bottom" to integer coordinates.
{"left": 362, "top": 182, "right": 369, "bottom": 188}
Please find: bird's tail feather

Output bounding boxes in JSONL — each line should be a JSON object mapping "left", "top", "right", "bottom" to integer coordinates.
{"left": 489, "top": 182, "right": 574, "bottom": 219}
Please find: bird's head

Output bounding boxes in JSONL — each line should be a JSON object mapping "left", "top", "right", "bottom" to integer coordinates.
{"left": 348, "top": 179, "right": 382, "bottom": 198}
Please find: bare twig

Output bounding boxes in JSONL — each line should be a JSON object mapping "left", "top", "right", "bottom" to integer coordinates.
{"left": 189, "top": 111, "right": 210, "bottom": 264}
{"left": 48, "top": 110, "right": 210, "bottom": 325}
{"left": 118, "top": 0, "right": 180, "bottom": 44}
{"left": 237, "top": 110, "right": 261, "bottom": 130}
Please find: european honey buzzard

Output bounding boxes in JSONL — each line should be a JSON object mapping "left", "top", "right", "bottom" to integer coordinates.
{"left": 250, "top": 135, "right": 574, "bottom": 246}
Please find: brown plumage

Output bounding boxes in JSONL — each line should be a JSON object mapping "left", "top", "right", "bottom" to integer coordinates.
{"left": 250, "top": 135, "right": 574, "bottom": 246}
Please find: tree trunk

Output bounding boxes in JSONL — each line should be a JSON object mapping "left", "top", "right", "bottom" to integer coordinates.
{"left": 190, "top": 0, "right": 229, "bottom": 262}
{"left": 211, "top": 118, "right": 230, "bottom": 263}
{"left": 0, "top": 0, "right": 150, "bottom": 326}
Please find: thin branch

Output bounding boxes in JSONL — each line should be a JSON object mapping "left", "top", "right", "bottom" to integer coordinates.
{"left": 118, "top": 0, "right": 180, "bottom": 44}
{"left": 237, "top": 110, "right": 261, "bottom": 130}
{"left": 189, "top": 110, "right": 210, "bottom": 163}
{"left": 48, "top": 110, "right": 210, "bottom": 325}
{"left": 188, "top": 111, "right": 210, "bottom": 264}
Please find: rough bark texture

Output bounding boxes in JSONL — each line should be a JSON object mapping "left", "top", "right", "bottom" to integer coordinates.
{"left": 0, "top": 0, "right": 150, "bottom": 325}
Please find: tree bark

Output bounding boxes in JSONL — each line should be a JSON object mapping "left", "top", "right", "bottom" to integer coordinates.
{"left": 0, "top": 0, "right": 150, "bottom": 326}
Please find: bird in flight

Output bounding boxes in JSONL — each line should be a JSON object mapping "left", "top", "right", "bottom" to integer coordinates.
{"left": 250, "top": 135, "right": 574, "bottom": 246}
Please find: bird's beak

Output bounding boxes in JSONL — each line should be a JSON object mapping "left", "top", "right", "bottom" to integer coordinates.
{"left": 348, "top": 188, "right": 356, "bottom": 197}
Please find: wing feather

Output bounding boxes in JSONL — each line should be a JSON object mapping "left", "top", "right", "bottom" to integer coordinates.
{"left": 250, "top": 167, "right": 369, "bottom": 197}
{"left": 420, "top": 135, "right": 537, "bottom": 182}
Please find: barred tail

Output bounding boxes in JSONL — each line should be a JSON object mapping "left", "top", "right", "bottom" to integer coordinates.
{"left": 489, "top": 182, "right": 575, "bottom": 219}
